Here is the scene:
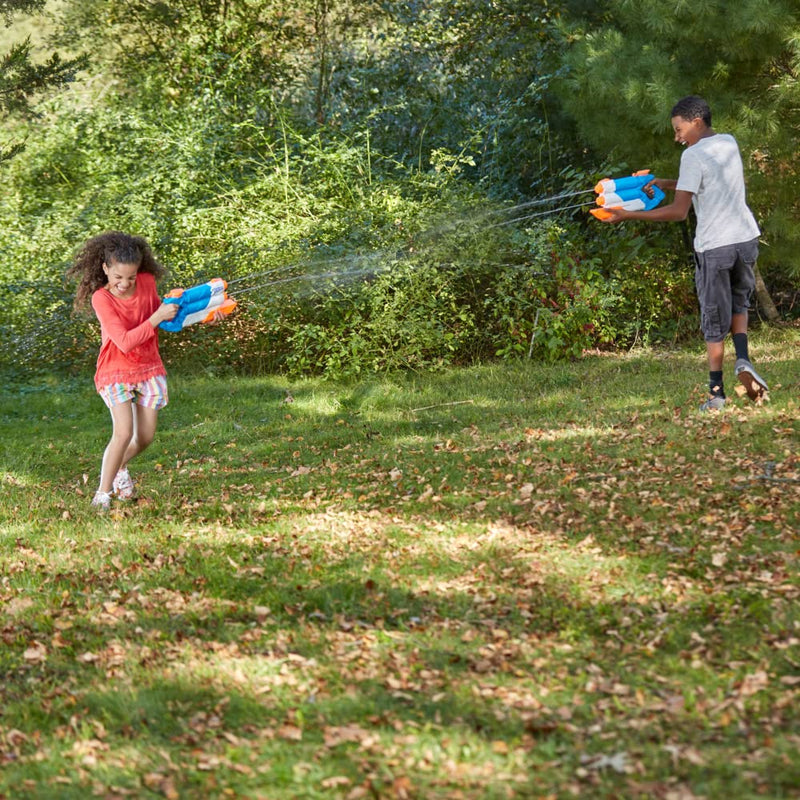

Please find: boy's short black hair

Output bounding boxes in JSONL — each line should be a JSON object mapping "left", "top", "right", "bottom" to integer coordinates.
{"left": 671, "top": 95, "right": 712, "bottom": 126}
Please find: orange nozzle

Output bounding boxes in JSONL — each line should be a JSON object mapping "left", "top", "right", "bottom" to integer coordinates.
{"left": 594, "top": 179, "right": 610, "bottom": 194}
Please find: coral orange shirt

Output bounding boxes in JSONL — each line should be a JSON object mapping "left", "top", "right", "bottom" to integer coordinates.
{"left": 91, "top": 271, "right": 166, "bottom": 390}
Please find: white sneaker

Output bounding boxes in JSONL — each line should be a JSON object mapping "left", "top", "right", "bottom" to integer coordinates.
{"left": 113, "top": 467, "right": 135, "bottom": 500}
{"left": 91, "top": 490, "right": 112, "bottom": 511}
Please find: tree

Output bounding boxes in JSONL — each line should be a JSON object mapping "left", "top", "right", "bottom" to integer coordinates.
{"left": 552, "top": 0, "right": 800, "bottom": 305}
{"left": 325, "top": 0, "right": 563, "bottom": 196}
{"left": 0, "top": 0, "right": 87, "bottom": 163}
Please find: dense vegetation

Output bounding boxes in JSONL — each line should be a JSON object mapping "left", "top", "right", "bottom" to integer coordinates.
{"left": 1, "top": 0, "right": 798, "bottom": 379}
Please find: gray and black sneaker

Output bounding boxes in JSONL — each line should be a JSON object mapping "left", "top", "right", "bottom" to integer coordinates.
{"left": 734, "top": 358, "right": 769, "bottom": 401}
{"left": 699, "top": 395, "right": 726, "bottom": 412}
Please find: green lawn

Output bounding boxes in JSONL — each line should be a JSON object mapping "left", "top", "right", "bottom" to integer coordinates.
{"left": 1, "top": 328, "right": 798, "bottom": 799}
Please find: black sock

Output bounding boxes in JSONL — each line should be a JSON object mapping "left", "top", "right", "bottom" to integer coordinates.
{"left": 733, "top": 332, "right": 749, "bottom": 361}
{"left": 709, "top": 370, "right": 724, "bottom": 398}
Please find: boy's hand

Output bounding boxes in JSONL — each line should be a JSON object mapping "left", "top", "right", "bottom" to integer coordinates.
{"left": 646, "top": 177, "right": 677, "bottom": 194}
{"left": 597, "top": 208, "right": 629, "bottom": 224}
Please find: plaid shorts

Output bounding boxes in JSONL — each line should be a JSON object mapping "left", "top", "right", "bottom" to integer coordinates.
{"left": 98, "top": 374, "right": 169, "bottom": 410}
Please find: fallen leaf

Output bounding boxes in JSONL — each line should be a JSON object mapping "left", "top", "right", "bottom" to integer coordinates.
{"left": 277, "top": 724, "right": 303, "bottom": 741}
{"left": 321, "top": 776, "right": 352, "bottom": 788}
{"left": 23, "top": 643, "right": 47, "bottom": 663}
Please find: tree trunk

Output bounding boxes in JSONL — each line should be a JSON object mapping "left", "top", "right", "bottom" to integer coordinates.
{"left": 753, "top": 265, "right": 780, "bottom": 322}
{"left": 314, "top": 0, "right": 329, "bottom": 126}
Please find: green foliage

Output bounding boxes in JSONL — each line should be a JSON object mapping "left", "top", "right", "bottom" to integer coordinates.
{"left": 0, "top": 0, "right": 88, "bottom": 163}
{"left": 0, "top": 0, "right": 47, "bottom": 19}
{"left": 1, "top": 0, "right": 792, "bottom": 383}
{"left": 279, "top": 259, "right": 479, "bottom": 378}
{"left": 554, "top": 0, "right": 800, "bottom": 280}
{"left": 482, "top": 218, "right": 697, "bottom": 362}
{"left": 329, "top": 0, "right": 569, "bottom": 197}
{"left": 50, "top": 0, "right": 385, "bottom": 115}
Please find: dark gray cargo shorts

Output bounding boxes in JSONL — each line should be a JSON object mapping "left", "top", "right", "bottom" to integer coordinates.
{"left": 694, "top": 238, "right": 758, "bottom": 343}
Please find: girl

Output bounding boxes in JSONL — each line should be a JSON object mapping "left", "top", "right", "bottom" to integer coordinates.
{"left": 67, "top": 232, "right": 179, "bottom": 510}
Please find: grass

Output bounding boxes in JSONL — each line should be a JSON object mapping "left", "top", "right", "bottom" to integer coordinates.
{"left": 1, "top": 327, "right": 799, "bottom": 799}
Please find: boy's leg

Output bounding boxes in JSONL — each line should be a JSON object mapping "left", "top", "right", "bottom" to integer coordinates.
{"left": 729, "top": 311, "right": 769, "bottom": 398}
{"left": 731, "top": 312, "right": 749, "bottom": 357}
{"left": 729, "top": 243, "right": 768, "bottom": 401}
{"left": 706, "top": 341, "right": 724, "bottom": 373}
{"left": 705, "top": 311, "right": 744, "bottom": 382}
{"left": 695, "top": 248, "right": 730, "bottom": 408}
{"left": 700, "top": 341, "right": 726, "bottom": 411}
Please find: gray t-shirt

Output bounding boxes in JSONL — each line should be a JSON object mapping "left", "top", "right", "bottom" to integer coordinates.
{"left": 676, "top": 133, "right": 760, "bottom": 253}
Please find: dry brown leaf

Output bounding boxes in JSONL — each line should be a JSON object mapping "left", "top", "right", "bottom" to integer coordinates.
{"left": 23, "top": 643, "right": 47, "bottom": 663}
{"left": 277, "top": 724, "right": 303, "bottom": 741}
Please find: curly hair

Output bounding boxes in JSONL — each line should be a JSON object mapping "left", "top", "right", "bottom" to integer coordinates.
{"left": 671, "top": 95, "right": 712, "bottom": 127}
{"left": 66, "top": 231, "right": 165, "bottom": 312}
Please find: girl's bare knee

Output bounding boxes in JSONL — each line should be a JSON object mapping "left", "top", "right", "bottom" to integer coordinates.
{"left": 135, "top": 433, "right": 155, "bottom": 451}
{"left": 110, "top": 430, "right": 134, "bottom": 449}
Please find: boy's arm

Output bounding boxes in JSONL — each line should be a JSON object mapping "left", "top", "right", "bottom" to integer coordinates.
{"left": 599, "top": 189, "right": 693, "bottom": 224}
{"left": 650, "top": 178, "right": 678, "bottom": 192}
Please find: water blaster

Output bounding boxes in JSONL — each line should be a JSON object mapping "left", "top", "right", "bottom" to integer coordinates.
{"left": 590, "top": 170, "right": 665, "bottom": 220}
{"left": 158, "top": 278, "right": 237, "bottom": 332}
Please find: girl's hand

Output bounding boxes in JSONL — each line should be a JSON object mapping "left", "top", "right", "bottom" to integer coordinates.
{"left": 150, "top": 301, "right": 180, "bottom": 327}
{"left": 206, "top": 309, "right": 228, "bottom": 326}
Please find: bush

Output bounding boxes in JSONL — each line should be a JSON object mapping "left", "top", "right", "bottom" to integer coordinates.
{"left": 1, "top": 80, "right": 698, "bottom": 382}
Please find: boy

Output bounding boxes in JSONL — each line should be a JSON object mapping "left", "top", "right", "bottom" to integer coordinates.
{"left": 599, "top": 95, "right": 768, "bottom": 411}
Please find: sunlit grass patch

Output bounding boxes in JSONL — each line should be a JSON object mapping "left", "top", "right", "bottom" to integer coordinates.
{"left": 2, "top": 470, "right": 38, "bottom": 489}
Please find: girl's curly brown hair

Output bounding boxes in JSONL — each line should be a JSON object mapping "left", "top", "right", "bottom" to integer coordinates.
{"left": 66, "top": 231, "right": 165, "bottom": 312}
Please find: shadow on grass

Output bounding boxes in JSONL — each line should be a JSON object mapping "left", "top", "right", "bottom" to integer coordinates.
{"left": 2, "top": 539, "right": 798, "bottom": 796}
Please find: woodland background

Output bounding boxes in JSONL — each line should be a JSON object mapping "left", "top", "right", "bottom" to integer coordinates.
{"left": 1, "top": 0, "right": 799, "bottom": 379}
{"left": 1, "top": 5, "right": 799, "bottom": 798}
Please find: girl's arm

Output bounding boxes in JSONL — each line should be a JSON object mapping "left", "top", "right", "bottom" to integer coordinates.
{"left": 149, "top": 302, "right": 179, "bottom": 328}
{"left": 92, "top": 299, "right": 154, "bottom": 353}
{"left": 92, "top": 272, "right": 179, "bottom": 352}
{"left": 91, "top": 293, "right": 164, "bottom": 354}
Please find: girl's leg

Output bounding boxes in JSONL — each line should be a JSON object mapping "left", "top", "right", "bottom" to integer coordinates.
{"left": 98, "top": 401, "right": 135, "bottom": 494}
{"left": 118, "top": 403, "right": 159, "bottom": 468}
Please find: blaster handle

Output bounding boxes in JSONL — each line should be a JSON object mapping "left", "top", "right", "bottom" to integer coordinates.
{"left": 199, "top": 297, "right": 238, "bottom": 324}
